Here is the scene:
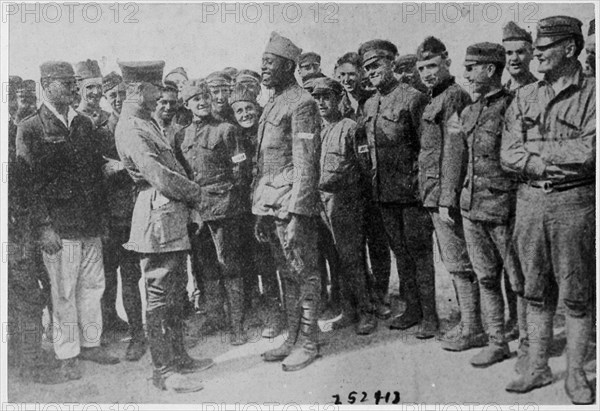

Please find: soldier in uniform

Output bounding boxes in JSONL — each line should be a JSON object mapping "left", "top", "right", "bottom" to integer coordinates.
{"left": 458, "top": 43, "right": 520, "bottom": 367}
{"left": 15, "top": 79, "right": 38, "bottom": 122}
{"left": 297, "top": 52, "right": 322, "bottom": 83}
{"left": 333, "top": 51, "right": 390, "bottom": 320}
{"left": 395, "top": 54, "right": 428, "bottom": 94}
{"left": 310, "top": 77, "right": 377, "bottom": 335}
{"left": 253, "top": 32, "right": 322, "bottom": 371}
{"left": 355, "top": 39, "right": 435, "bottom": 334}
{"left": 235, "top": 69, "right": 263, "bottom": 103}
{"left": 415, "top": 36, "right": 476, "bottom": 343}
{"left": 98, "top": 70, "right": 147, "bottom": 361}
{"left": 152, "top": 80, "right": 182, "bottom": 148}
{"left": 17, "top": 61, "right": 119, "bottom": 381}
{"left": 103, "top": 72, "right": 126, "bottom": 134}
{"left": 502, "top": 22, "right": 538, "bottom": 92}
{"left": 174, "top": 79, "right": 249, "bottom": 345}
{"left": 207, "top": 71, "right": 236, "bottom": 125}
{"left": 585, "top": 19, "right": 595, "bottom": 77}
{"left": 502, "top": 17, "right": 595, "bottom": 405}
{"left": 75, "top": 60, "right": 112, "bottom": 129}
{"left": 115, "top": 61, "right": 213, "bottom": 393}
{"left": 165, "top": 67, "right": 193, "bottom": 127}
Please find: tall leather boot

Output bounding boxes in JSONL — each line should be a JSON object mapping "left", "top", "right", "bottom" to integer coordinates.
{"left": 147, "top": 309, "right": 203, "bottom": 393}
{"left": 506, "top": 304, "right": 553, "bottom": 393}
{"left": 440, "top": 274, "right": 487, "bottom": 351}
{"left": 564, "top": 313, "right": 594, "bottom": 404}
{"left": 282, "top": 296, "right": 320, "bottom": 372}
{"left": 169, "top": 317, "right": 215, "bottom": 374}
{"left": 389, "top": 272, "right": 422, "bottom": 330}
{"left": 260, "top": 268, "right": 285, "bottom": 339}
{"left": 415, "top": 265, "right": 439, "bottom": 339}
{"left": 122, "top": 256, "right": 146, "bottom": 362}
{"left": 504, "top": 271, "right": 519, "bottom": 341}
{"left": 199, "top": 279, "right": 227, "bottom": 334}
{"left": 470, "top": 282, "right": 510, "bottom": 367}
{"left": 262, "top": 277, "right": 300, "bottom": 362}
{"left": 224, "top": 277, "right": 248, "bottom": 345}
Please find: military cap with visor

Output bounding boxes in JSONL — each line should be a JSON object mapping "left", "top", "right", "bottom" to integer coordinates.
{"left": 310, "top": 77, "right": 345, "bottom": 97}
{"left": 229, "top": 83, "right": 259, "bottom": 105}
{"left": 416, "top": 36, "right": 448, "bottom": 61}
{"left": 181, "top": 79, "right": 210, "bottom": 102}
{"left": 118, "top": 60, "right": 165, "bottom": 87}
{"left": 298, "top": 52, "right": 321, "bottom": 65}
{"left": 358, "top": 39, "right": 398, "bottom": 66}
{"left": 534, "top": 15, "right": 583, "bottom": 48}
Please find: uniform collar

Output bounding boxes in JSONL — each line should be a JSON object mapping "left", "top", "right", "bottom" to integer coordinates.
{"left": 430, "top": 76, "right": 455, "bottom": 98}
{"left": 479, "top": 86, "right": 508, "bottom": 105}
{"left": 377, "top": 77, "right": 399, "bottom": 96}
{"left": 539, "top": 62, "right": 585, "bottom": 95}
{"left": 120, "top": 102, "right": 153, "bottom": 121}
{"left": 43, "top": 102, "right": 78, "bottom": 128}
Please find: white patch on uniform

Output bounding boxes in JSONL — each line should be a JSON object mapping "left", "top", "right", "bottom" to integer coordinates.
{"left": 298, "top": 133, "right": 314, "bottom": 140}
{"left": 358, "top": 145, "right": 369, "bottom": 153}
{"left": 231, "top": 153, "right": 247, "bottom": 163}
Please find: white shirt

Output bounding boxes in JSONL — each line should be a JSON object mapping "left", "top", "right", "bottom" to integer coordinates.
{"left": 43, "top": 102, "right": 78, "bottom": 128}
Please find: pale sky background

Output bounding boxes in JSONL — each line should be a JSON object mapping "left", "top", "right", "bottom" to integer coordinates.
{"left": 8, "top": 1, "right": 596, "bottom": 85}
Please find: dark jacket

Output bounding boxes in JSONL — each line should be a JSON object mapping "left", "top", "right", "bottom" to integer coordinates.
{"left": 319, "top": 116, "right": 362, "bottom": 193}
{"left": 356, "top": 79, "right": 428, "bottom": 204}
{"left": 175, "top": 116, "right": 248, "bottom": 221}
{"left": 418, "top": 77, "right": 471, "bottom": 208}
{"left": 460, "top": 88, "right": 516, "bottom": 223}
{"left": 16, "top": 104, "right": 107, "bottom": 238}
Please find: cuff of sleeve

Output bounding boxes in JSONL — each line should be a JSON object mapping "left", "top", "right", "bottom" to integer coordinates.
{"left": 524, "top": 156, "right": 546, "bottom": 179}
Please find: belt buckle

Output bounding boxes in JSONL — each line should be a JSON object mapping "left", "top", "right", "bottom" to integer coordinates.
{"left": 541, "top": 181, "right": 554, "bottom": 193}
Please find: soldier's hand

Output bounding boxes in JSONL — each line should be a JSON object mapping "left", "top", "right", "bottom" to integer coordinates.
{"left": 39, "top": 225, "right": 62, "bottom": 255}
{"left": 254, "top": 216, "right": 270, "bottom": 243}
{"left": 439, "top": 207, "right": 455, "bottom": 225}
{"left": 544, "top": 164, "right": 577, "bottom": 181}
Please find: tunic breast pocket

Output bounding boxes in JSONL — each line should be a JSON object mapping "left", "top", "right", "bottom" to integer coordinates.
{"left": 263, "top": 110, "right": 287, "bottom": 148}
{"left": 379, "top": 109, "right": 411, "bottom": 146}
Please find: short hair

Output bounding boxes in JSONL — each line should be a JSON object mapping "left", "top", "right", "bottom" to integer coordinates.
{"left": 335, "top": 52, "right": 362, "bottom": 72}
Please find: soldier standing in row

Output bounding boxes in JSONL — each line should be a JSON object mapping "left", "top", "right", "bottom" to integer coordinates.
{"left": 502, "top": 22, "right": 538, "bottom": 92}
{"left": 207, "top": 71, "right": 236, "bottom": 125}
{"left": 17, "top": 61, "right": 119, "bottom": 380}
{"left": 253, "top": 32, "right": 322, "bottom": 371}
{"left": 355, "top": 40, "right": 436, "bottom": 334}
{"left": 115, "top": 61, "right": 213, "bottom": 393}
{"left": 310, "top": 77, "right": 377, "bottom": 335}
{"left": 502, "top": 17, "right": 595, "bottom": 405}
{"left": 395, "top": 54, "right": 428, "bottom": 94}
{"left": 415, "top": 37, "right": 475, "bottom": 343}
{"left": 298, "top": 52, "right": 322, "bottom": 83}
{"left": 152, "top": 81, "right": 182, "bottom": 148}
{"left": 175, "top": 79, "right": 249, "bottom": 345}
{"left": 458, "top": 43, "right": 519, "bottom": 367}
{"left": 103, "top": 72, "right": 126, "bottom": 134}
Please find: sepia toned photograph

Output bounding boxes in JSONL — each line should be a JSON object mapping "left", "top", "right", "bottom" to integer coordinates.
{"left": 1, "top": 0, "right": 597, "bottom": 408}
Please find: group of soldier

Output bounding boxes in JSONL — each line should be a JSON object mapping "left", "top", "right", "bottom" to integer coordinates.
{"left": 6, "top": 12, "right": 596, "bottom": 403}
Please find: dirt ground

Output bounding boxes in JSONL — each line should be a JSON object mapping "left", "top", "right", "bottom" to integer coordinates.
{"left": 6, "top": 254, "right": 597, "bottom": 406}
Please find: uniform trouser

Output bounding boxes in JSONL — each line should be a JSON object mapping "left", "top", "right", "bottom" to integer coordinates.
{"left": 320, "top": 191, "right": 371, "bottom": 314}
{"left": 376, "top": 204, "right": 436, "bottom": 316}
{"left": 364, "top": 198, "right": 391, "bottom": 303}
{"left": 102, "top": 223, "right": 143, "bottom": 336}
{"left": 462, "top": 217, "right": 518, "bottom": 343}
{"left": 513, "top": 185, "right": 595, "bottom": 317}
{"left": 429, "top": 208, "right": 474, "bottom": 276}
{"left": 140, "top": 251, "right": 188, "bottom": 369}
{"left": 266, "top": 216, "right": 321, "bottom": 342}
{"left": 42, "top": 237, "right": 105, "bottom": 360}
{"left": 317, "top": 218, "right": 341, "bottom": 305}
{"left": 7, "top": 224, "right": 47, "bottom": 367}
{"left": 193, "top": 218, "right": 244, "bottom": 280}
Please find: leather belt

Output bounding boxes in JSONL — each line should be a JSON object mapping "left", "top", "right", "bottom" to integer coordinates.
{"left": 527, "top": 178, "right": 594, "bottom": 193}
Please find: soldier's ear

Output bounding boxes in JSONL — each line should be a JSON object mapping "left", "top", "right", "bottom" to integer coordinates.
{"left": 445, "top": 58, "right": 452, "bottom": 69}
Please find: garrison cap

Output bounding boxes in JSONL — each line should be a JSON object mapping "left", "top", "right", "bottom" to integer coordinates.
{"left": 464, "top": 42, "right": 506, "bottom": 66}
{"left": 9, "top": 76, "right": 23, "bottom": 96}
{"left": 298, "top": 52, "right": 321, "bottom": 66}
{"left": 416, "top": 36, "right": 448, "bottom": 61}
{"left": 229, "top": 83, "right": 258, "bottom": 105}
{"left": 358, "top": 39, "right": 398, "bottom": 66}
{"left": 236, "top": 69, "right": 261, "bottom": 85}
{"left": 589, "top": 19, "right": 595, "bottom": 36}
{"left": 74, "top": 59, "right": 102, "bottom": 81}
{"left": 102, "top": 71, "right": 123, "bottom": 93}
{"left": 17, "top": 80, "right": 37, "bottom": 95}
{"left": 534, "top": 15, "right": 583, "bottom": 48}
{"left": 165, "top": 67, "right": 188, "bottom": 81}
{"left": 162, "top": 80, "right": 179, "bottom": 93}
{"left": 310, "top": 77, "right": 345, "bottom": 96}
{"left": 206, "top": 71, "right": 232, "bottom": 87}
{"left": 40, "top": 61, "right": 75, "bottom": 79}
{"left": 502, "top": 21, "right": 532, "bottom": 43}
{"left": 118, "top": 60, "right": 165, "bottom": 86}
{"left": 264, "top": 32, "right": 302, "bottom": 63}
{"left": 395, "top": 54, "right": 417, "bottom": 74}
{"left": 181, "top": 79, "right": 210, "bottom": 102}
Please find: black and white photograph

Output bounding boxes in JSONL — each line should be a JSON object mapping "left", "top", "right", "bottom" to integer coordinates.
{"left": 1, "top": 0, "right": 597, "bottom": 408}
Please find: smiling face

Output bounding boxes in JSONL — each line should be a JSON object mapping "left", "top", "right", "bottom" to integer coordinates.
{"left": 154, "top": 89, "right": 178, "bottom": 122}
{"left": 261, "top": 53, "right": 292, "bottom": 89}
{"left": 416, "top": 55, "right": 451, "bottom": 89}
{"left": 312, "top": 91, "right": 340, "bottom": 120}
{"left": 336, "top": 62, "right": 361, "bottom": 94}
{"left": 363, "top": 57, "right": 394, "bottom": 89}
{"left": 105, "top": 86, "right": 126, "bottom": 114}
{"left": 463, "top": 63, "right": 493, "bottom": 95}
{"left": 534, "top": 38, "right": 574, "bottom": 75}
{"left": 79, "top": 79, "right": 103, "bottom": 107}
{"left": 231, "top": 101, "right": 259, "bottom": 129}
{"left": 186, "top": 92, "right": 212, "bottom": 118}
{"left": 504, "top": 40, "right": 533, "bottom": 76}
{"left": 43, "top": 76, "right": 78, "bottom": 106}
{"left": 209, "top": 84, "right": 231, "bottom": 114}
